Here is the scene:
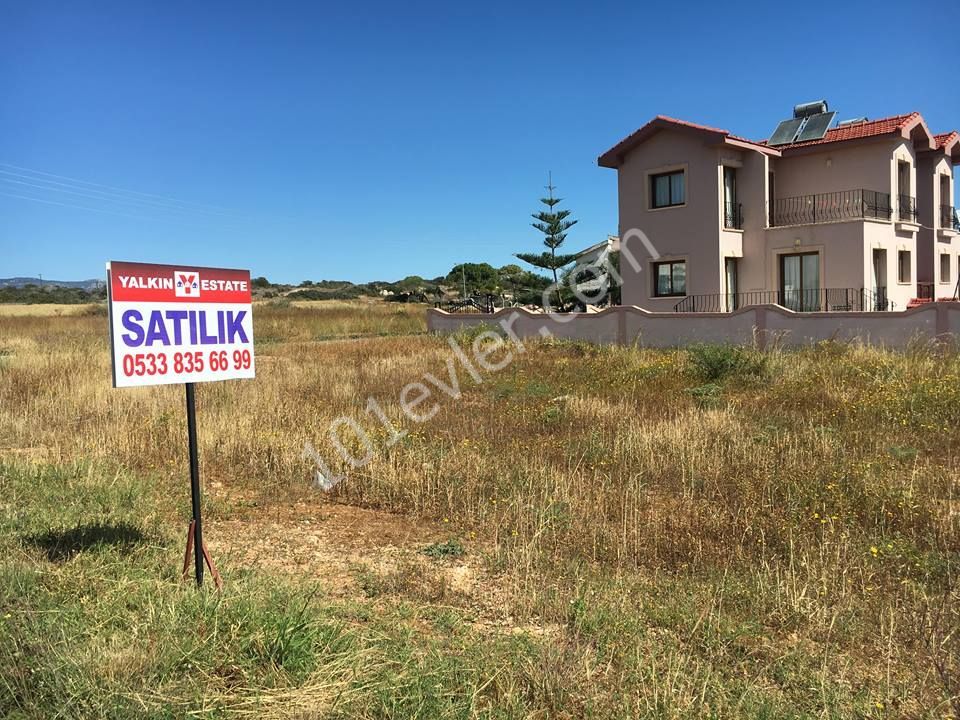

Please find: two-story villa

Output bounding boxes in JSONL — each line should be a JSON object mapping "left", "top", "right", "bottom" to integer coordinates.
{"left": 598, "top": 103, "right": 960, "bottom": 313}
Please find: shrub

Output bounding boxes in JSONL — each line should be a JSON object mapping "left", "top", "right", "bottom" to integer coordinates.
{"left": 686, "top": 382, "right": 723, "bottom": 409}
{"left": 78, "top": 304, "right": 108, "bottom": 317}
{"left": 421, "top": 539, "right": 466, "bottom": 559}
{"left": 687, "top": 344, "right": 767, "bottom": 383}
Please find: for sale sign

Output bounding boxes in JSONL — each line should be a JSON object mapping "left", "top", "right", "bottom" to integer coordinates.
{"left": 106, "top": 261, "right": 255, "bottom": 388}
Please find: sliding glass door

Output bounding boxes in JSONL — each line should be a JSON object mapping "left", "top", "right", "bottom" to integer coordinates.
{"left": 780, "top": 252, "right": 820, "bottom": 311}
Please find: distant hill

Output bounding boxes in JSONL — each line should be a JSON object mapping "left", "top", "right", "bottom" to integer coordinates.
{"left": 0, "top": 277, "right": 105, "bottom": 291}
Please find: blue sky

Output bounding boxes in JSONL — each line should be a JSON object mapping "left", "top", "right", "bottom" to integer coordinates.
{"left": 1, "top": 0, "right": 956, "bottom": 284}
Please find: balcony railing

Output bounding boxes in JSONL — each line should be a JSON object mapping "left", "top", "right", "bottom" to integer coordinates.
{"left": 897, "top": 194, "right": 918, "bottom": 223}
{"left": 723, "top": 201, "right": 743, "bottom": 230}
{"left": 673, "top": 287, "right": 894, "bottom": 313}
{"left": 941, "top": 205, "right": 960, "bottom": 231}
{"left": 770, "top": 189, "right": 891, "bottom": 227}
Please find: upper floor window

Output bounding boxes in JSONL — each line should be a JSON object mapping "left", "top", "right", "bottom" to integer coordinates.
{"left": 653, "top": 260, "right": 686, "bottom": 297}
{"left": 897, "top": 160, "right": 910, "bottom": 198}
{"left": 650, "top": 171, "right": 685, "bottom": 209}
{"left": 723, "top": 167, "right": 740, "bottom": 229}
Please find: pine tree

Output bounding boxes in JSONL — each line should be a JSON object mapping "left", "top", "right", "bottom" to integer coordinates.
{"left": 515, "top": 173, "right": 578, "bottom": 309}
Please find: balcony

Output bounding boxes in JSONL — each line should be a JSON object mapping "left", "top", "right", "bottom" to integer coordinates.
{"left": 897, "top": 194, "right": 918, "bottom": 223}
{"left": 941, "top": 204, "right": 960, "bottom": 232}
{"left": 723, "top": 201, "right": 743, "bottom": 229}
{"left": 770, "top": 188, "right": 891, "bottom": 227}
{"left": 673, "top": 287, "right": 894, "bottom": 313}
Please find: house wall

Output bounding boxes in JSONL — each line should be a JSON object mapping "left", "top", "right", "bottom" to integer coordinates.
{"left": 735, "top": 151, "right": 770, "bottom": 294}
{"left": 737, "top": 220, "right": 866, "bottom": 297}
{"left": 934, "top": 157, "right": 959, "bottom": 297}
{"left": 863, "top": 221, "right": 917, "bottom": 310}
{"left": 772, "top": 139, "right": 898, "bottom": 198}
{"left": 934, "top": 156, "right": 956, "bottom": 226}
{"left": 716, "top": 148, "right": 747, "bottom": 310}
{"left": 917, "top": 154, "right": 958, "bottom": 291}
{"left": 736, "top": 139, "right": 919, "bottom": 307}
{"left": 617, "top": 127, "right": 723, "bottom": 310}
{"left": 612, "top": 126, "right": 941, "bottom": 310}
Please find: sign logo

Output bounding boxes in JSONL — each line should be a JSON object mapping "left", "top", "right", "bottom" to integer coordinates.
{"left": 175, "top": 271, "right": 200, "bottom": 298}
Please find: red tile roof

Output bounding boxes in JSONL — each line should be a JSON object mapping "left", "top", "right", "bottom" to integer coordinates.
{"left": 598, "top": 115, "right": 776, "bottom": 167}
{"left": 598, "top": 111, "right": 949, "bottom": 167}
{"left": 653, "top": 115, "right": 771, "bottom": 147}
{"left": 762, "top": 112, "right": 920, "bottom": 150}
{"left": 651, "top": 114, "right": 728, "bottom": 134}
{"left": 935, "top": 131, "right": 958, "bottom": 149}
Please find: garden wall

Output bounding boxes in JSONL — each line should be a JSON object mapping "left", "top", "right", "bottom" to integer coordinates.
{"left": 426, "top": 302, "right": 960, "bottom": 349}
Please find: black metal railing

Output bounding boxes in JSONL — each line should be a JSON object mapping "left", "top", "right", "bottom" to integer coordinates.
{"left": 674, "top": 287, "right": 893, "bottom": 313}
{"left": 897, "top": 194, "right": 918, "bottom": 223}
{"left": 941, "top": 205, "right": 960, "bottom": 231}
{"left": 917, "top": 282, "right": 936, "bottom": 301}
{"left": 723, "top": 201, "right": 743, "bottom": 229}
{"left": 770, "top": 189, "right": 892, "bottom": 227}
{"left": 870, "top": 286, "right": 893, "bottom": 311}
{"left": 435, "top": 294, "right": 496, "bottom": 313}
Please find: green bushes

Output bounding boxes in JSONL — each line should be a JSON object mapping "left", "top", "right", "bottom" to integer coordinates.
{"left": 687, "top": 344, "right": 769, "bottom": 383}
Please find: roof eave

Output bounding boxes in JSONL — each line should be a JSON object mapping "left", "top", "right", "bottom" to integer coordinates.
{"left": 597, "top": 116, "right": 727, "bottom": 168}
{"left": 901, "top": 114, "right": 936, "bottom": 150}
{"left": 721, "top": 137, "right": 781, "bottom": 156}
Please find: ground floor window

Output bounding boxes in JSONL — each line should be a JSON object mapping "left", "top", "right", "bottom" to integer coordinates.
{"left": 941, "top": 253, "right": 951, "bottom": 284}
{"left": 724, "top": 257, "right": 738, "bottom": 311}
{"left": 898, "top": 250, "right": 911, "bottom": 283}
{"left": 652, "top": 260, "right": 686, "bottom": 297}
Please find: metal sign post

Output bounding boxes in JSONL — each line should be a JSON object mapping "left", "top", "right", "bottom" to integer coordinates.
{"left": 185, "top": 382, "right": 204, "bottom": 586}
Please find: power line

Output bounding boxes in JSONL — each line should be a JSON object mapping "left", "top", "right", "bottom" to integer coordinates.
{"left": 0, "top": 168, "right": 240, "bottom": 219}
{"left": 0, "top": 161, "right": 245, "bottom": 218}
{"left": 0, "top": 189, "right": 241, "bottom": 230}
{"left": 0, "top": 174, "right": 241, "bottom": 220}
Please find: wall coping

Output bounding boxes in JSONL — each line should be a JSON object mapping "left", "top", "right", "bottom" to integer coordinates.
{"left": 427, "top": 302, "right": 960, "bottom": 322}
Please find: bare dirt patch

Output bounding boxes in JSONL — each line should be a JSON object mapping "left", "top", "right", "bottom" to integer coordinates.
{"left": 203, "top": 495, "right": 526, "bottom": 631}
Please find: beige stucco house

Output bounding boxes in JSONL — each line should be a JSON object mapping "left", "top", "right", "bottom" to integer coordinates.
{"left": 571, "top": 235, "right": 619, "bottom": 301}
{"left": 598, "top": 105, "right": 960, "bottom": 313}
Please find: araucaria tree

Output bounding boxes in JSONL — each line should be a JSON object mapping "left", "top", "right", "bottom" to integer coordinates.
{"left": 516, "top": 174, "right": 578, "bottom": 309}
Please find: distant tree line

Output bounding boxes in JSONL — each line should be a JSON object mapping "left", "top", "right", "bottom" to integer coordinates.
{"left": 0, "top": 284, "right": 108, "bottom": 304}
{"left": 250, "top": 263, "right": 553, "bottom": 306}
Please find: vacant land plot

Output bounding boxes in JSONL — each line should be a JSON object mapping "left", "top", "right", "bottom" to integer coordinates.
{"left": 0, "top": 300, "right": 958, "bottom": 718}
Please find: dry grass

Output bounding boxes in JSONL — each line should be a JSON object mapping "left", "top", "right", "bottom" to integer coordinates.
{"left": 0, "top": 303, "right": 102, "bottom": 317}
{"left": 1, "top": 301, "right": 958, "bottom": 718}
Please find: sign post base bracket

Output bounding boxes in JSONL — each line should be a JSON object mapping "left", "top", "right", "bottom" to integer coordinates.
{"left": 181, "top": 520, "right": 223, "bottom": 590}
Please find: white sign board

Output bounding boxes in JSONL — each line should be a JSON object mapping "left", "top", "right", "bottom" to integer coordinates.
{"left": 106, "top": 261, "right": 255, "bottom": 388}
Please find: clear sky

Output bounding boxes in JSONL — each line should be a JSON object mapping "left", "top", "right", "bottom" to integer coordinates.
{"left": 1, "top": 0, "right": 956, "bottom": 284}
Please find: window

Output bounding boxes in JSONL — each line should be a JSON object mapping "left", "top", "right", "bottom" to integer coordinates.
{"left": 650, "top": 171, "right": 685, "bottom": 209}
{"left": 897, "top": 161, "right": 910, "bottom": 197}
{"left": 723, "top": 167, "right": 740, "bottom": 228}
{"left": 898, "top": 250, "right": 911, "bottom": 283}
{"left": 941, "top": 253, "right": 951, "bottom": 284}
{"left": 653, "top": 260, "right": 686, "bottom": 297}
